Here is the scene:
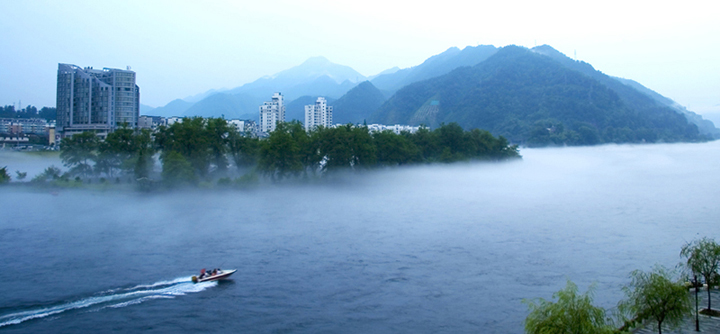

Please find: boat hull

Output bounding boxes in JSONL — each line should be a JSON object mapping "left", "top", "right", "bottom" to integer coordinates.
{"left": 192, "top": 269, "right": 237, "bottom": 283}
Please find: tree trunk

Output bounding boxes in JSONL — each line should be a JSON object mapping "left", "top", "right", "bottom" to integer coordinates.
{"left": 708, "top": 283, "right": 712, "bottom": 310}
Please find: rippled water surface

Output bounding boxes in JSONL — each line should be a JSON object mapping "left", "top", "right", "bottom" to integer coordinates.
{"left": 1, "top": 142, "right": 718, "bottom": 333}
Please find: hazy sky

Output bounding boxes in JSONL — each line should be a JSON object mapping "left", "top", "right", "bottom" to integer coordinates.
{"left": 1, "top": 0, "right": 718, "bottom": 116}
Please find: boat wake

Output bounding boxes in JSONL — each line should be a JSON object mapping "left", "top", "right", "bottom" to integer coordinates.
{"left": 0, "top": 276, "right": 216, "bottom": 328}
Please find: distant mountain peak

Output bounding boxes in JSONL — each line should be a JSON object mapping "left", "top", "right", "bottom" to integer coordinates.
{"left": 441, "top": 46, "right": 461, "bottom": 54}
{"left": 301, "top": 56, "right": 331, "bottom": 66}
{"left": 370, "top": 44, "right": 498, "bottom": 94}
{"left": 532, "top": 44, "right": 561, "bottom": 53}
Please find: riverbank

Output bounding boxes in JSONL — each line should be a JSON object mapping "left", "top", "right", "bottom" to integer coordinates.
{"left": 634, "top": 290, "right": 720, "bottom": 334}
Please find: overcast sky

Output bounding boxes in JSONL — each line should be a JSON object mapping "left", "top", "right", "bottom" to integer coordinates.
{"left": 1, "top": 0, "right": 718, "bottom": 116}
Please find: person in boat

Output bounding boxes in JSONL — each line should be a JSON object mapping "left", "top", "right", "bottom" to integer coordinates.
{"left": 212, "top": 269, "right": 218, "bottom": 276}
{"left": 199, "top": 268, "right": 207, "bottom": 279}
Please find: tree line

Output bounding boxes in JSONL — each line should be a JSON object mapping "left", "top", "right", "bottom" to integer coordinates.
{"left": 524, "top": 237, "right": 720, "bottom": 334}
{"left": 35, "top": 118, "right": 519, "bottom": 188}
{"left": 0, "top": 105, "right": 57, "bottom": 121}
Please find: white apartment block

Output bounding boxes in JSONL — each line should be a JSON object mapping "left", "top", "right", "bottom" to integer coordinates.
{"left": 259, "top": 92, "right": 285, "bottom": 134}
{"left": 304, "top": 97, "right": 333, "bottom": 132}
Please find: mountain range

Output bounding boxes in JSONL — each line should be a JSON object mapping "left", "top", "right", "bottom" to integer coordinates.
{"left": 370, "top": 45, "right": 711, "bottom": 144}
{"left": 370, "top": 45, "right": 498, "bottom": 95}
{"left": 144, "top": 44, "right": 719, "bottom": 143}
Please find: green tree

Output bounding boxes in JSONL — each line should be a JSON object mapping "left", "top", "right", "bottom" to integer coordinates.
{"left": 161, "top": 151, "right": 195, "bottom": 187}
{"left": 97, "top": 125, "right": 135, "bottom": 177}
{"left": 60, "top": 132, "right": 99, "bottom": 178}
{"left": 227, "top": 130, "right": 260, "bottom": 169}
{"left": 317, "top": 125, "right": 353, "bottom": 171}
{"left": 492, "top": 135, "right": 520, "bottom": 159}
{"left": 618, "top": 266, "right": 691, "bottom": 334}
{"left": 315, "top": 125, "right": 377, "bottom": 172}
{"left": 133, "top": 129, "right": 154, "bottom": 180}
{"left": 15, "top": 171, "right": 27, "bottom": 181}
{"left": 155, "top": 117, "right": 211, "bottom": 177}
{"left": 373, "top": 130, "right": 419, "bottom": 166}
{"left": 349, "top": 125, "right": 376, "bottom": 168}
{"left": 435, "top": 123, "right": 467, "bottom": 162}
{"left": 31, "top": 166, "right": 62, "bottom": 183}
{"left": 0, "top": 167, "right": 10, "bottom": 183}
{"left": 258, "top": 122, "right": 303, "bottom": 180}
{"left": 206, "top": 118, "right": 230, "bottom": 175}
{"left": 680, "top": 237, "right": 720, "bottom": 311}
{"left": 523, "top": 280, "right": 614, "bottom": 334}
{"left": 408, "top": 126, "right": 439, "bottom": 162}
{"left": 289, "top": 121, "right": 321, "bottom": 177}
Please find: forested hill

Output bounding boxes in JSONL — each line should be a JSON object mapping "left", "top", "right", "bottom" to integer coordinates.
{"left": 531, "top": 45, "right": 719, "bottom": 139}
{"left": 331, "top": 81, "right": 387, "bottom": 125}
{"left": 370, "top": 45, "right": 705, "bottom": 146}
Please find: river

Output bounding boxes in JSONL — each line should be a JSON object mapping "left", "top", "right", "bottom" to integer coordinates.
{"left": 1, "top": 142, "right": 718, "bottom": 333}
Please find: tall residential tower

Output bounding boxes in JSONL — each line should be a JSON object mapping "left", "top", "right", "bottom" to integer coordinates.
{"left": 304, "top": 97, "right": 332, "bottom": 131}
{"left": 259, "top": 92, "right": 285, "bottom": 134}
{"left": 56, "top": 63, "right": 139, "bottom": 138}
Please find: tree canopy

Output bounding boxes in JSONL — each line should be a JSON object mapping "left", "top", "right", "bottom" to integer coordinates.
{"left": 0, "top": 167, "right": 10, "bottom": 184}
{"left": 0, "top": 105, "right": 56, "bottom": 121}
{"left": 60, "top": 132, "right": 99, "bottom": 178}
{"left": 680, "top": 237, "right": 720, "bottom": 311}
{"left": 255, "top": 122, "right": 519, "bottom": 179}
{"left": 523, "top": 280, "right": 614, "bottom": 334}
{"left": 54, "top": 118, "right": 520, "bottom": 188}
{"left": 618, "top": 266, "right": 691, "bottom": 334}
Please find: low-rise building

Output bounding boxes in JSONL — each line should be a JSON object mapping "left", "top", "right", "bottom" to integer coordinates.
{"left": 138, "top": 115, "right": 166, "bottom": 130}
{"left": 228, "top": 119, "right": 257, "bottom": 135}
{"left": 0, "top": 118, "right": 51, "bottom": 136}
{"left": 166, "top": 116, "right": 183, "bottom": 126}
{"left": 366, "top": 124, "right": 421, "bottom": 134}
{"left": 0, "top": 136, "right": 30, "bottom": 148}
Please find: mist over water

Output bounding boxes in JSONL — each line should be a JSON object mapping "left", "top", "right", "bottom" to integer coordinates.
{"left": 0, "top": 151, "right": 62, "bottom": 179}
{"left": 1, "top": 142, "right": 718, "bottom": 333}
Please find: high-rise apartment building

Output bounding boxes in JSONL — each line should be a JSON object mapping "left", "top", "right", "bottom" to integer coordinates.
{"left": 259, "top": 92, "right": 285, "bottom": 134}
{"left": 304, "top": 97, "right": 333, "bottom": 131}
{"left": 56, "top": 63, "right": 139, "bottom": 138}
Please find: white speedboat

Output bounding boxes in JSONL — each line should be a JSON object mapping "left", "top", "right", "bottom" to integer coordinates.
{"left": 192, "top": 269, "right": 237, "bottom": 283}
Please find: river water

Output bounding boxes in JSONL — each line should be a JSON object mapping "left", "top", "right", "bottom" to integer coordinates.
{"left": 1, "top": 142, "right": 718, "bottom": 333}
